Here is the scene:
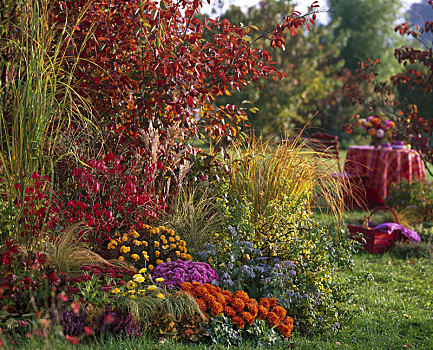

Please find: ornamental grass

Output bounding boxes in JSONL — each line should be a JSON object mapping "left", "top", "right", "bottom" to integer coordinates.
{"left": 180, "top": 282, "right": 294, "bottom": 339}
{"left": 0, "top": 0, "right": 95, "bottom": 248}
{"left": 221, "top": 133, "right": 348, "bottom": 241}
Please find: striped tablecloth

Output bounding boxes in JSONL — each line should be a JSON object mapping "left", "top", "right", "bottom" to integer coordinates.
{"left": 344, "top": 145, "right": 426, "bottom": 200}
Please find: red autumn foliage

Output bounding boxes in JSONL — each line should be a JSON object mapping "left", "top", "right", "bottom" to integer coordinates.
{"left": 51, "top": 0, "right": 319, "bottom": 163}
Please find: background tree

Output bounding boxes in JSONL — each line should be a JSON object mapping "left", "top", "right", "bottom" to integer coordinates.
{"left": 216, "top": 0, "right": 349, "bottom": 137}
{"left": 328, "top": 0, "right": 404, "bottom": 79}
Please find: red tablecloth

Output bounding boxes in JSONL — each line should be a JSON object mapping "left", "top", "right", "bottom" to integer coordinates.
{"left": 344, "top": 146, "right": 426, "bottom": 201}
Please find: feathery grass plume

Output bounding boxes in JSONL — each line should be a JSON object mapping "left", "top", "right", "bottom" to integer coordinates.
{"left": 221, "top": 132, "right": 348, "bottom": 242}
{"left": 160, "top": 186, "right": 222, "bottom": 254}
{"left": 44, "top": 222, "right": 130, "bottom": 276}
{"left": 0, "top": 0, "right": 95, "bottom": 247}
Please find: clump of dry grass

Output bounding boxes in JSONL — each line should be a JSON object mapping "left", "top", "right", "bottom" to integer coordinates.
{"left": 44, "top": 222, "right": 130, "bottom": 275}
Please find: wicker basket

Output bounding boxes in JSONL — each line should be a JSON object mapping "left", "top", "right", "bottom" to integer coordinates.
{"left": 348, "top": 206, "right": 404, "bottom": 254}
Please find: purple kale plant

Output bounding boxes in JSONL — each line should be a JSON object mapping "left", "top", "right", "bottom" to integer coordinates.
{"left": 151, "top": 259, "right": 219, "bottom": 289}
{"left": 96, "top": 306, "right": 142, "bottom": 336}
{"left": 58, "top": 307, "right": 87, "bottom": 337}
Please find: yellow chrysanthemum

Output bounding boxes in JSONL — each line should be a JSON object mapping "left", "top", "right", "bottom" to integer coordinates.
{"left": 131, "top": 254, "right": 140, "bottom": 261}
{"left": 148, "top": 265, "right": 154, "bottom": 270}
{"left": 138, "top": 289, "right": 146, "bottom": 295}
{"left": 156, "top": 259, "right": 163, "bottom": 265}
{"left": 133, "top": 273, "right": 143, "bottom": 279}
{"left": 174, "top": 235, "right": 180, "bottom": 241}
{"left": 139, "top": 267, "right": 147, "bottom": 274}
{"left": 147, "top": 285, "right": 158, "bottom": 291}
{"left": 155, "top": 277, "right": 164, "bottom": 282}
{"left": 111, "top": 288, "right": 121, "bottom": 294}
{"left": 156, "top": 293, "right": 165, "bottom": 299}
{"left": 154, "top": 241, "right": 160, "bottom": 247}
{"left": 133, "top": 240, "right": 142, "bottom": 246}
{"left": 128, "top": 290, "right": 136, "bottom": 294}
{"left": 169, "top": 237, "right": 175, "bottom": 242}
{"left": 135, "top": 276, "right": 145, "bottom": 283}
{"left": 166, "top": 258, "right": 171, "bottom": 262}
{"left": 129, "top": 294, "right": 136, "bottom": 299}
{"left": 175, "top": 251, "right": 181, "bottom": 257}
{"left": 162, "top": 239, "right": 168, "bottom": 244}
{"left": 120, "top": 245, "right": 130, "bottom": 253}
{"left": 170, "top": 244, "right": 176, "bottom": 249}
{"left": 119, "top": 256, "right": 125, "bottom": 261}
{"left": 126, "top": 281, "right": 137, "bottom": 289}
{"left": 160, "top": 235, "right": 166, "bottom": 240}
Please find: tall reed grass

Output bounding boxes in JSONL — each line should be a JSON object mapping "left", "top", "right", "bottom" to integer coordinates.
{"left": 0, "top": 0, "right": 94, "bottom": 247}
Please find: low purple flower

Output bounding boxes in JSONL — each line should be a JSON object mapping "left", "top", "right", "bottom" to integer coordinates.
{"left": 151, "top": 259, "right": 219, "bottom": 289}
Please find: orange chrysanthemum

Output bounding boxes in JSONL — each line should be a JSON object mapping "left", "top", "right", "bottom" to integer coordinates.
{"left": 259, "top": 298, "right": 270, "bottom": 309}
{"left": 241, "top": 311, "right": 255, "bottom": 326}
{"left": 276, "top": 323, "right": 293, "bottom": 338}
{"left": 268, "top": 298, "right": 277, "bottom": 307}
{"left": 282, "top": 316, "right": 294, "bottom": 327}
{"left": 215, "top": 292, "right": 228, "bottom": 307}
{"left": 203, "top": 293, "right": 217, "bottom": 304}
{"left": 246, "top": 301, "right": 258, "bottom": 318}
{"left": 193, "top": 285, "right": 208, "bottom": 297}
{"left": 232, "top": 316, "right": 245, "bottom": 329}
{"left": 209, "top": 300, "right": 223, "bottom": 316}
{"left": 272, "top": 305, "right": 287, "bottom": 321}
{"left": 231, "top": 297, "right": 246, "bottom": 313}
{"left": 180, "top": 282, "right": 193, "bottom": 291}
{"left": 233, "top": 290, "right": 249, "bottom": 302}
{"left": 196, "top": 298, "right": 207, "bottom": 312}
{"left": 221, "top": 290, "right": 233, "bottom": 298}
{"left": 267, "top": 312, "right": 280, "bottom": 327}
{"left": 223, "top": 306, "right": 236, "bottom": 318}
{"left": 258, "top": 305, "right": 269, "bottom": 320}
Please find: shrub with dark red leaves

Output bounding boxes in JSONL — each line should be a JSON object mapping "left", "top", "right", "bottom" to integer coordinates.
{"left": 0, "top": 241, "right": 63, "bottom": 319}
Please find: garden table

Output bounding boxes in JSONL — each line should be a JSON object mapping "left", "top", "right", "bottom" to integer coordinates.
{"left": 344, "top": 145, "right": 426, "bottom": 205}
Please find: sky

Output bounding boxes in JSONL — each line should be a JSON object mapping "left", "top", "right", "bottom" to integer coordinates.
{"left": 202, "top": 0, "right": 423, "bottom": 23}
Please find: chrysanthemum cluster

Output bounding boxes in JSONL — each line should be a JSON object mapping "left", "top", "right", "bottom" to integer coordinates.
{"left": 110, "top": 268, "right": 167, "bottom": 301}
{"left": 106, "top": 225, "right": 192, "bottom": 269}
{"left": 180, "top": 282, "right": 294, "bottom": 338}
{"left": 151, "top": 259, "right": 219, "bottom": 289}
